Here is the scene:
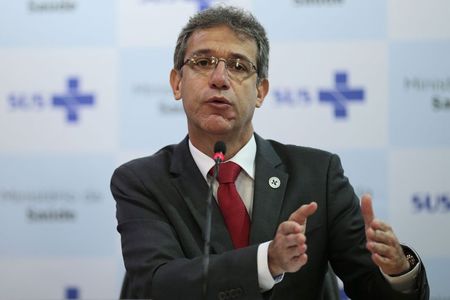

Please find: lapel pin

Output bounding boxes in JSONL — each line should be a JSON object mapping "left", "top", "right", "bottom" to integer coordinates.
{"left": 268, "top": 176, "right": 281, "bottom": 189}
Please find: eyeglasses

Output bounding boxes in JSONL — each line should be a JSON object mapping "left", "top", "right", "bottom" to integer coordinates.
{"left": 182, "top": 56, "right": 258, "bottom": 80}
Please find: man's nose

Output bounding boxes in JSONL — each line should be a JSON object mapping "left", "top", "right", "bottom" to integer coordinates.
{"left": 208, "top": 61, "right": 230, "bottom": 90}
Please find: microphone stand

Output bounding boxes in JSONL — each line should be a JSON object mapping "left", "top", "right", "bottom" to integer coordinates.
{"left": 202, "top": 159, "right": 219, "bottom": 299}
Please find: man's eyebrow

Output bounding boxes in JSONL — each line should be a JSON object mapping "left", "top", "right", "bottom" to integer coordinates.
{"left": 190, "top": 49, "right": 212, "bottom": 56}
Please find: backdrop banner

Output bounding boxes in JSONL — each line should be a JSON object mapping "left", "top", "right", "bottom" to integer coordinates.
{"left": 1, "top": 1, "right": 449, "bottom": 299}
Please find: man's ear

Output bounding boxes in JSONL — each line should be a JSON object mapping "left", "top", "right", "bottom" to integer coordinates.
{"left": 170, "top": 69, "right": 182, "bottom": 100}
{"left": 255, "top": 78, "right": 269, "bottom": 108}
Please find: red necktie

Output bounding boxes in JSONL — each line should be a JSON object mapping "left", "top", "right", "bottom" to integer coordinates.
{"left": 215, "top": 162, "right": 250, "bottom": 249}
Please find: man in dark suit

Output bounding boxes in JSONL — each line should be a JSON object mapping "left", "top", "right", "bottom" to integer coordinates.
{"left": 111, "top": 5, "right": 429, "bottom": 300}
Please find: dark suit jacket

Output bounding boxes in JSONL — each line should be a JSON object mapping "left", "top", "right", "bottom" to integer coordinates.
{"left": 111, "top": 134, "right": 429, "bottom": 300}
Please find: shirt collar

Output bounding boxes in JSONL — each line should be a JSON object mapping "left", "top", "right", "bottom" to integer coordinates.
{"left": 189, "top": 135, "right": 256, "bottom": 181}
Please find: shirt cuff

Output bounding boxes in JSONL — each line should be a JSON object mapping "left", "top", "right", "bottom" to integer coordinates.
{"left": 257, "top": 241, "right": 284, "bottom": 292}
{"left": 381, "top": 253, "right": 421, "bottom": 293}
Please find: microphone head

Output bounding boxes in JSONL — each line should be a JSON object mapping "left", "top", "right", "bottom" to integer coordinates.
{"left": 214, "top": 141, "right": 226, "bottom": 155}
{"left": 213, "top": 141, "right": 226, "bottom": 162}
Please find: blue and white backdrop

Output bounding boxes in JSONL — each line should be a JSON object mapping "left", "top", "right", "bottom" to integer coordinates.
{"left": 1, "top": 1, "right": 449, "bottom": 299}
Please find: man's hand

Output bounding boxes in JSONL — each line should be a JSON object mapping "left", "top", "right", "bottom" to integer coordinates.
{"left": 268, "top": 202, "right": 318, "bottom": 276}
{"left": 361, "top": 194, "right": 410, "bottom": 275}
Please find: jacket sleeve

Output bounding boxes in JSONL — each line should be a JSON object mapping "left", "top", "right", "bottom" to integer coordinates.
{"left": 111, "top": 163, "right": 263, "bottom": 300}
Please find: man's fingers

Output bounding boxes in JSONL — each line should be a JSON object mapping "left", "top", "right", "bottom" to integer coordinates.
{"left": 269, "top": 223, "right": 310, "bottom": 275}
{"left": 371, "top": 220, "right": 392, "bottom": 232}
{"left": 278, "top": 220, "right": 302, "bottom": 235}
{"left": 367, "top": 241, "right": 395, "bottom": 258}
{"left": 291, "top": 253, "right": 308, "bottom": 266}
{"left": 360, "top": 196, "right": 410, "bottom": 275}
{"left": 360, "top": 194, "right": 375, "bottom": 229}
{"left": 269, "top": 203, "right": 317, "bottom": 275}
{"left": 367, "top": 228, "right": 395, "bottom": 245}
{"left": 289, "top": 202, "right": 318, "bottom": 225}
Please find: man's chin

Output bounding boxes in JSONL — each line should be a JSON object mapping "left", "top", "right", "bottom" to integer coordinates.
{"left": 202, "top": 118, "right": 234, "bottom": 134}
{"left": 203, "top": 126, "right": 233, "bottom": 136}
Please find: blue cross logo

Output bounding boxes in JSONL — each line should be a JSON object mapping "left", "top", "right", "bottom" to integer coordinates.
{"left": 190, "top": 0, "right": 212, "bottom": 11}
{"left": 65, "top": 287, "right": 79, "bottom": 299}
{"left": 52, "top": 77, "right": 95, "bottom": 123}
{"left": 181, "top": 0, "right": 216, "bottom": 11}
{"left": 194, "top": 0, "right": 213, "bottom": 10}
{"left": 318, "top": 72, "right": 364, "bottom": 118}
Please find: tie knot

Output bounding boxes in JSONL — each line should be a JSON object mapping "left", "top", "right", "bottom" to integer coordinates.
{"left": 217, "top": 162, "right": 241, "bottom": 184}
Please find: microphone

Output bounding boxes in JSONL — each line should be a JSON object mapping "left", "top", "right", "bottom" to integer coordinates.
{"left": 202, "top": 141, "right": 226, "bottom": 299}
{"left": 213, "top": 141, "right": 226, "bottom": 163}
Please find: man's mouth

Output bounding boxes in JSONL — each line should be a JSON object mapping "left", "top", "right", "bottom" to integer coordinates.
{"left": 207, "top": 96, "right": 232, "bottom": 107}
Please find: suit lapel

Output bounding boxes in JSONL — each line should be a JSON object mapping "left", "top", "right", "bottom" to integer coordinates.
{"left": 169, "top": 135, "right": 287, "bottom": 251}
{"left": 169, "top": 137, "right": 233, "bottom": 253}
{"left": 250, "top": 134, "right": 288, "bottom": 244}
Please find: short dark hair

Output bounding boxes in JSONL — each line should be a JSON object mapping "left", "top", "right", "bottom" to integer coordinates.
{"left": 173, "top": 5, "right": 270, "bottom": 81}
